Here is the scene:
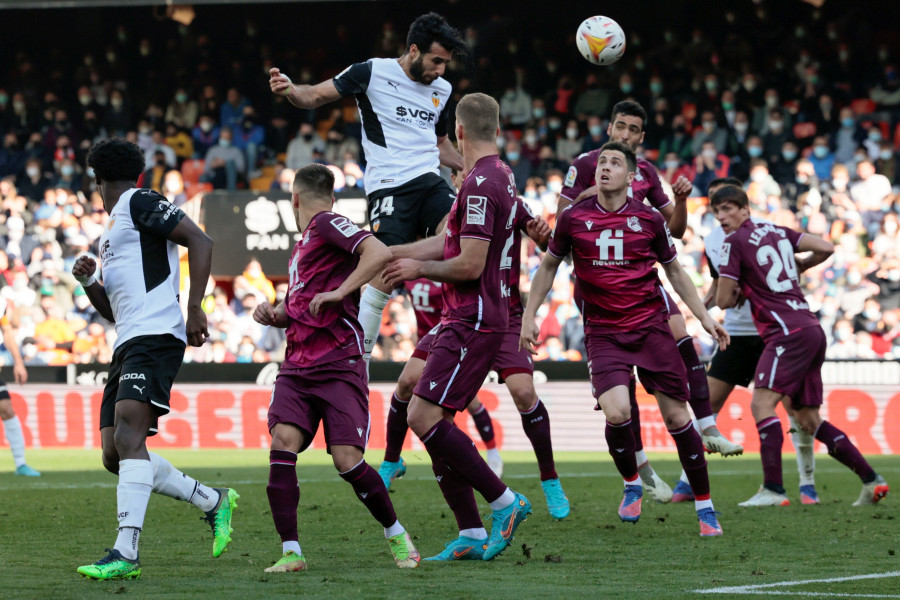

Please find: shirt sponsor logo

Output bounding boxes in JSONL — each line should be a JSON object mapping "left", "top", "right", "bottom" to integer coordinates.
{"left": 627, "top": 216, "right": 642, "bottom": 232}
{"left": 120, "top": 372, "right": 146, "bottom": 381}
{"left": 158, "top": 201, "right": 178, "bottom": 221}
{"left": 466, "top": 196, "right": 486, "bottom": 226}
{"left": 330, "top": 216, "right": 361, "bottom": 237}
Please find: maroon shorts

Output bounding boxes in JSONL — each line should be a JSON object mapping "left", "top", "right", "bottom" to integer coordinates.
{"left": 492, "top": 316, "right": 534, "bottom": 381}
{"left": 755, "top": 325, "right": 826, "bottom": 409}
{"left": 585, "top": 321, "right": 689, "bottom": 402}
{"left": 660, "top": 286, "right": 683, "bottom": 319}
{"left": 414, "top": 323, "right": 503, "bottom": 412}
{"left": 268, "top": 357, "right": 370, "bottom": 452}
{"left": 411, "top": 323, "right": 441, "bottom": 361}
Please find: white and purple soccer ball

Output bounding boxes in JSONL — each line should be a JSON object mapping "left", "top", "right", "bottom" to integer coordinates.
{"left": 576, "top": 15, "right": 626, "bottom": 66}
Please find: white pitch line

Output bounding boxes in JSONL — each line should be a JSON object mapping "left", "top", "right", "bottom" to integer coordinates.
{"left": 696, "top": 571, "right": 900, "bottom": 597}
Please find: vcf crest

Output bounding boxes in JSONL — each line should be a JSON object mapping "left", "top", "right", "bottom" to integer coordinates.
{"left": 627, "top": 216, "right": 642, "bottom": 232}
{"left": 431, "top": 92, "right": 440, "bottom": 108}
{"left": 372, "top": 219, "right": 380, "bottom": 232}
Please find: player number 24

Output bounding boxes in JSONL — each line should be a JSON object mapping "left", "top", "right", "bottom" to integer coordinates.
{"left": 756, "top": 239, "right": 799, "bottom": 293}
{"left": 370, "top": 196, "right": 395, "bottom": 221}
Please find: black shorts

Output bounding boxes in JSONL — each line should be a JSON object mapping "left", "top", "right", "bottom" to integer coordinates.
{"left": 100, "top": 334, "right": 185, "bottom": 436}
{"left": 0, "top": 381, "right": 9, "bottom": 401}
{"left": 706, "top": 334, "right": 765, "bottom": 388}
{"left": 367, "top": 172, "right": 456, "bottom": 246}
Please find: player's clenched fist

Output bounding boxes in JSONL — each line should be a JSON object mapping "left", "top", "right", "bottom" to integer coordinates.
{"left": 72, "top": 255, "right": 98, "bottom": 286}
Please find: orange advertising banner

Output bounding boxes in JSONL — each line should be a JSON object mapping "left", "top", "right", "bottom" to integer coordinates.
{"left": 2, "top": 383, "right": 899, "bottom": 455}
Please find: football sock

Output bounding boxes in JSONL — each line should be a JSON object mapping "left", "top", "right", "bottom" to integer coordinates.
{"left": 420, "top": 419, "right": 507, "bottom": 504}
{"left": 266, "top": 450, "right": 299, "bottom": 544}
{"left": 628, "top": 377, "right": 645, "bottom": 451}
{"left": 148, "top": 452, "right": 217, "bottom": 512}
{"left": 470, "top": 404, "right": 496, "bottom": 448}
{"left": 430, "top": 455, "right": 482, "bottom": 530}
{"left": 669, "top": 421, "right": 710, "bottom": 499}
{"left": 383, "top": 392, "right": 410, "bottom": 463}
{"left": 520, "top": 399, "right": 558, "bottom": 481}
{"left": 677, "top": 336, "right": 713, "bottom": 421}
{"left": 756, "top": 417, "right": 784, "bottom": 492}
{"left": 488, "top": 488, "right": 516, "bottom": 511}
{"left": 815, "top": 420, "right": 876, "bottom": 482}
{"left": 339, "top": 459, "right": 397, "bottom": 528}
{"left": 605, "top": 418, "right": 638, "bottom": 480}
{"left": 115, "top": 459, "right": 153, "bottom": 561}
{"left": 2, "top": 415, "right": 26, "bottom": 467}
{"left": 788, "top": 416, "right": 816, "bottom": 486}
{"left": 384, "top": 520, "right": 405, "bottom": 539}
{"left": 460, "top": 527, "right": 488, "bottom": 540}
{"left": 358, "top": 286, "right": 390, "bottom": 363}
{"left": 486, "top": 447, "right": 502, "bottom": 464}
{"left": 283, "top": 541, "right": 302, "bottom": 556}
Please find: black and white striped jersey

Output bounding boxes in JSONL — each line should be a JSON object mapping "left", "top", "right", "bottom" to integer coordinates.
{"left": 99, "top": 188, "right": 186, "bottom": 350}
{"left": 333, "top": 57, "right": 452, "bottom": 194}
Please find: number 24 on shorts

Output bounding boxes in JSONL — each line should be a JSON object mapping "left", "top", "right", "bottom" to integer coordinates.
{"left": 370, "top": 196, "right": 395, "bottom": 220}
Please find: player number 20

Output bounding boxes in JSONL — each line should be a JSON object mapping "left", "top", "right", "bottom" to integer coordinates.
{"left": 756, "top": 239, "right": 799, "bottom": 293}
{"left": 370, "top": 196, "right": 395, "bottom": 221}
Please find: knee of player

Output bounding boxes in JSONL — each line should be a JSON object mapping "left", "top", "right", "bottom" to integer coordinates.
{"left": 331, "top": 446, "right": 364, "bottom": 473}
{"left": 0, "top": 400, "right": 14, "bottom": 420}
{"left": 509, "top": 387, "right": 537, "bottom": 412}
{"left": 112, "top": 427, "right": 145, "bottom": 456}
{"left": 101, "top": 450, "right": 120, "bottom": 474}
{"left": 397, "top": 375, "right": 418, "bottom": 399}
{"left": 601, "top": 405, "right": 632, "bottom": 425}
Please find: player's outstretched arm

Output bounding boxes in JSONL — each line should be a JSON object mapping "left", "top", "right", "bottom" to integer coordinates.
{"left": 389, "top": 233, "right": 446, "bottom": 261}
{"left": 525, "top": 217, "right": 551, "bottom": 251}
{"left": 310, "top": 236, "right": 392, "bottom": 318}
{"left": 269, "top": 68, "right": 342, "bottom": 110}
{"left": 662, "top": 258, "right": 729, "bottom": 350}
{"left": 659, "top": 175, "right": 690, "bottom": 239}
{"left": 795, "top": 233, "right": 835, "bottom": 273}
{"left": 437, "top": 136, "right": 464, "bottom": 172}
{"left": 384, "top": 237, "right": 489, "bottom": 287}
{"left": 520, "top": 252, "right": 563, "bottom": 354}
{"left": 168, "top": 217, "right": 213, "bottom": 347}
{"left": 253, "top": 300, "right": 289, "bottom": 328}
{"left": 72, "top": 255, "right": 115, "bottom": 322}
{"left": 1, "top": 321, "right": 26, "bottom": 385}
{"left": 715, "top": 276, "right": 740, "bottom": 310}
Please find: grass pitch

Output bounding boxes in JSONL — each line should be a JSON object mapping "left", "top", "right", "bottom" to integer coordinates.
{"left": 1, "top": 450, "right": 898, "bottom": 600}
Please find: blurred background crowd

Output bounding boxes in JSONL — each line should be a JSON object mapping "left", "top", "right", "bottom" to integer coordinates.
{"left": 0, "top": 0, "right": 898, "bottom": 367}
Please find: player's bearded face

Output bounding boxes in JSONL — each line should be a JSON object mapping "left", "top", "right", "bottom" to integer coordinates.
{"left": 409, "top": 54, "right": 431, "bottom": 84}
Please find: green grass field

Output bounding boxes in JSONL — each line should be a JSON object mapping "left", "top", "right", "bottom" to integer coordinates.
{"left": 1, "top": 449, "right": 898, "bottom": 600}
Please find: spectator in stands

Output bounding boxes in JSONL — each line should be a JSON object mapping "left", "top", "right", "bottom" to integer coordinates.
{"left": 691, "top": 110, "right": 729, "bottom": 155}
{"left": 874, "top": 141, "right": 897, "bottom": 182}
{"left": 17, "top": 157, "right": 51, "bottom": 202}
{"left": 323, "top": 127, "right": 360, "bottom": 165}
{"left": 142, "top": 150, "right": 168, "bottom": 194}
{"left": 574, "top": 72, "right": 611, "bottom": 119}
{"left": 809, "top": 135, "right": 836, "bottom": 181}
{"left": 191, "top": 114, "right": 220, "bottom": 159}
{"left": 52, "top": 158, "right": 81, "bottom": 192}
{"left": 235, "top": 258, "right": 275, "bottom": 304}
{"left": 660, "top": 152, "right": 691, "bottom": 186}
{"left": 502, "top": 138, "right": 531, "bottom": 193}
{"left": 220, "top": 87, "right": 249, "bottom": 132}
{"left": 834, "top": 107, "right": 865, "bottom": 165}
{"left": 165, "top": 88, "right": 199, "bottom": 130}
{"left": 285, "top": 122, "right": 324, "bottom": 171}
{"left": 232, "top": 106, "right": 265, "bottom": 179}
{"left": 103, "top": 90, "right": 131, "bottom": 137}
{"left": 200, "top": 127, "right": 245, "bottom": 190}
{"left": 164, "top": 123, "right": 194, "bottom": 166}
{"left": 658, "top": 115, "right": 693, "bottom": 166}
{"left": 0, "top": 133, "right": 25, "bottom": 179}
{"left": 761, "top": 108, "right": 791, "bottom": 164}
{"left": 143, "top": 129, "right": 177, "bottom": 169}
{"left": 499, "top": 85, "right": 532, "bottom": 130}
{"left": 163, "top": 169, "right": 188, "bottom": 207}
{"left": 690, "top": 141, "right": 730, "bottom": 197}
{"left": 851, "top": 159, "right": 892, "bottom": 237}
{"left": 556, "top": 120, "right": 582, "bottom": 163}
{"left": 771, "top": 140, "right": 800, "bottom": 185}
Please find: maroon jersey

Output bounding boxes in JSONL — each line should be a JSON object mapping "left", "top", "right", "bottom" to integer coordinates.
{"left": 441, "top": 155, "right": 517, "bottom": 332}
{"left": 508, "top": 196, "right": 536, "bottom": 320}
{"left": 549, "top": 197, "right": 677, "bottom": 331}
{"left": 561, "top": 151, "right": 671, "bottom": 210}
{"left": 405, "top": 277, "right": 443, "bottom": 339}
{"left": 283, "top": 211, "right": 372, "bottom": 367}
{"left": 717, "top": 219, "right": 819, "bottom": 340}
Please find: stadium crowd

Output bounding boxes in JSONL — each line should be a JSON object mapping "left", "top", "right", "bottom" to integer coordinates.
{"left": 0, "top": 4, "right": 898, "bottom": 367}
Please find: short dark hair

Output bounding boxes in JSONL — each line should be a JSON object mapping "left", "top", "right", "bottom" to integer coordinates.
{"left": 87, "top": 138, "right": 145, "bottom": 183}
{"left": 599, "top": 141, "right": 637, "bottom": 173}
{"left": 610, "top": 101, "right": 647, "bottom": 130}
{"left": 293, "top": 163, "right": 334, "bottom": 201}
{"left": 710, "top": 185, "right": 749, "bottom": 210}
{"left": 407, "top": 12, "right": 466, "bottom": 56}
{"left": 708, "top": 177, "right": 742, "bottom": 195}
{"left": 456, "top": 93, "right": 499, "bottom": 143}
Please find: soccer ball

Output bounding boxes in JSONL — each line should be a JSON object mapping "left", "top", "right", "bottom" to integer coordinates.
{"left": 576, "top": 16, "right": 626, "bottom": 66}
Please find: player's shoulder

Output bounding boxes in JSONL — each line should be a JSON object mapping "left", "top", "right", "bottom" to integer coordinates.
{"left": 573, "top": 149, "right": 599, "bottom": 167}
{"left": 430, "top": 75, "right": 452, "bottom": 95}
{"left": 637, "top": 158, "right": 661, "bottom": 180}
{"left": 132, "top": 187, "right": 166, "bottom": 204}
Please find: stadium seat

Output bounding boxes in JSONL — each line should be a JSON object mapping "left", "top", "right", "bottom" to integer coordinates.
{"left": 181, "top": 159, "right": 206, "bottom": 186}
{"left": 185, "top": 181, "right": 213, "bottom": 199}
{"left": 893, "top": 123, "right": 900, "bottom": 150}
{"left": 850, "top": 98, "right": 876, "bottom": 116}
{"left": 793, "top": 122, "right": 817, "bottom": 139}
{"left": 644, "top": 149, "right": 659, "bottom": 162}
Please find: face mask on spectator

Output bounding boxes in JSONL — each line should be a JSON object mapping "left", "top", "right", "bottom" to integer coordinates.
{"left": 620, "top": 83, "right": 633, "bottom": 94}
{"left": 78, "top": 95, "right": 92, "bottom": 106}
{"left": 176, "top": 93, "right": 188, "bottom": 103}
{"left": 86, "top": 167, "right": 94, "bottom": 178}
{"left": 834, "top": 328, "right": 850, "bottom": 342}
{"left": 13, "top": 100, "right": 25, "bottom": 112}
{"left": 218, "top": 138, "right": 230, "bottom": 147}
{"left": 61, "top": 165, "right": 74, "bottom": 177}
{"left": 750, "top": 170, "right": 767, "bottom": 182}
{"left": 702, "top": 148, "right": 717, "bottom": 160}
{"left": 869, "top": 131, "right": 882, "bottom": 142}
{"left": 650, "top": 82, "right": 663, "bottom": 95}
{"left": 734, "top": 122, "right": 748, "bottom": 135}
{"left": 524, "top": 134, "right": 537, "bottom": 145}
{"left": 848, "top": 271, "right": 862, "bottom": 285}
{"left": 765, "top": 96, "right": 778, "bottom": 108}
{"left": 863, "top": 307, "right": 882, "bottom": 320}
{"left": 302, "top": 133, "right": 313, "bottom": 142}
{"left": 782, "top": 149, "right": 797, "bottom": 161}
{"left": 165, "top": 181, "right": 180, "bottom": 193}
{"left": 27, "top": 166, "right": 39, "bottom": 178}
{"left": 548, "top": 180, "right": 562, "bottom": 194}
{"left": 813, "top": 145, "right": 829, "bottom": 158}
{"left": 885, "top": 221, "right": 898, "bottom": 235}
{"left": 566, "top": 128, "right": 578, "bottom": 140}
{"left": 768, "top": 119, "right": 784, "bottom": 133}
{"left": 200, "top": 121, "right": 213, "bottom": 133}
{"left": 506, "top": 151, "right": 520, "bottom": 161}
{"left": 665, "top": 160, "right": 680, "bottom": 169}
{"left": 722, "top": 102, "right": 734, "bottom": 111}
{"left": 75, "top": 295, "right": 91, "bottom": 310}
{"left": 702, "top": 120, "right": 715, "bottom": 133}
{"left": 139, "top": 126, "right": 151, "bottom": 135}
{"left": 841, "top": 117, "right": 855, "bottom": 128}
{"left": 748, "top": 146, "right": 763, "bottom": 158}
{"left": 880, "top": 150, "right": 894, "bottom": 160}
{"left": 345, "top": 175, "right": 357, "bottom": 187}
{"left": 548, "top": 119, "right": 561, "bottom": 130}
{"left": 533, "top": 108, "right": 545, "bottom": 119}
{"left": 589, "top": 124, "right": 602, "bottom": 136}
{"left": 110, "top": 97, "right": 123, "bottom": 109}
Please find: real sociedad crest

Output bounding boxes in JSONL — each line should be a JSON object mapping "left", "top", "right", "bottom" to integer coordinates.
{"left": 627, "top": 216, "right": 642, "bottom": 232}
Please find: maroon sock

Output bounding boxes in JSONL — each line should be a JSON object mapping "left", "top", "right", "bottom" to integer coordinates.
{"left": 520, "top": 399, "right": 558, "bottom": 481}
{"left": 266, "top": 450, "right": 299, "bottom": 543}
{"left": 677, "top": 337, "right": 713, "bottom": 421}
{"left": 757, "top": 417, "right": 784, "bottom": 492}
{"left": 605, "top": 419, "right": 638, "bottom": 480}
{"left": 421, "top": 419, "right": 507, "bottom": 503}
{"left": 383, "top": 392, "right": 409, "bottom": 463}
{"left": 815, "top": 420, "right": 876, "bottom": 482}
{"left": 339, "top": 460, "right": 397, "bottom": 528}
{"left": 669, "top": 421, "right": 710, "bottom": 499}
{"left": 430, "top": 454, "right": 482, "bottom": 530}
{"left": 470, "top": 404, "right": 496, "bottom": 449}
{"left": 628, "top": 377, "right": 645, "bottom": 452}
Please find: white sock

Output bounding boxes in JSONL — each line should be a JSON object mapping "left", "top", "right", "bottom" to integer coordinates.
{"left": 635, "top": 449, "right": 648, "bottom": 468}
{"left": 624, "top": 476, "right": 643, "bottom": 488}
{"left": 115, "top": 459, "right": 153, "bottom": 560}
{"left": 283, "top": 541, "right": 302, "bottom": 556}
{"left": 358, "top": 286, "right": 390, "bottom": 362}
{"left": 2, "top": 416, "right": 26, "bottom": 467}
{"left": 679, "top": 470, "right": 690, "bottom": 485}
{"left": 789, "top": 416, "right": 816, "bottom": 486}
{"left": 148, "top": 452, "right": 218, "bottom": 512}
{"left": 460, "top": 527, "right": 488, "bottom": 540}
{"left": 384, "top": 520, "right": 405, "bottom": 538}
{"left": 486, "top": 448, "right": 501, "bottom": 463}
{"left": 488, "top": 488, "right": 515, "bottom": 511}
{"left": 695, "top": 498, "right": 714, "bottom": 511}
{"left": 697, "top": 415, "right": 717, "bottom": 432}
